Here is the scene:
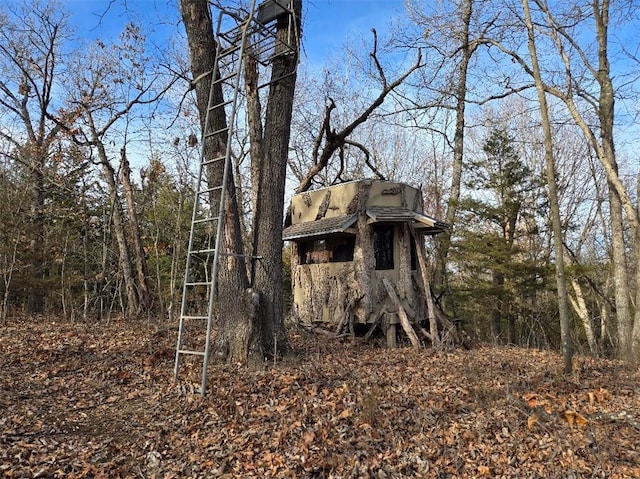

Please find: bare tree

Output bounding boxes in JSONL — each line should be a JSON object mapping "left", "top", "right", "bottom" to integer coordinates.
{"left": 57, "top": 23, "right": 177, "bottom": 317}
{"left": 484, "top": 0, "right": 639, "bottom": 360}
{"left": 521, "top": 0, "right": 573, "bottom": 372}
{"left": 405, "top": 0, "right": 485, "bottom": 258}
{"left": 0, "top": 2, "right": 71, "bottom": 314}
{"left": 292, "top": 30, "right": 423, "bottom": 195}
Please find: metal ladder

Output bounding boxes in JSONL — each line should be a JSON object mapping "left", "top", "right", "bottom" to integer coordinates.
{"left": 174, "top": 0, "right": 297, "bottom": 396}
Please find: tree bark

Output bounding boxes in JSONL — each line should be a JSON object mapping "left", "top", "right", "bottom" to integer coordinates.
{"left": 120, "top": 147, "right": 152, "bottom": 313}
{"left": 522, "top": 0, "right": 573, "bottom": 372}
{"left": 251, "top": 0, "right": 302, "bottom": 359}
{"left": 438, "top": 0, "right": 475, "bottom": 288}
{"left": 633, "top": 177, "right": 640, "bottom": 360}
{"left": 93, "top": 139, "right": 139, "bottom": 317}
{"left": 244, "top": 54, "right": 264, "bottom": 269}
{"left": 568, "top": 278, "right": 598, "bottom": 355}
{"left": 180, "top": 0, "right": 254, "bottom": 363}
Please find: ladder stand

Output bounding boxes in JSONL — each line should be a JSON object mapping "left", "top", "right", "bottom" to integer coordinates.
{"left": 174, "top": 0, "right": 297, "bottom": 396}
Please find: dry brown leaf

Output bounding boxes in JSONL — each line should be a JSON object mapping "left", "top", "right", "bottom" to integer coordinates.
{"left": 302, "top": 430, "right": 315, "bottom": 444}
{"left": 477, "top": 465, "right": 491, "bottom": 476}
{"left": 2, "top": 316, "right": 639, "bottom": 478}
{"left": 523, "top": 393, "right": 539, "bottom": 408}
{"left": 527, "top": 414, "right": 538, "bottom": 430}
{"left": 563, "top": 410, "right": 588, "bottom": 429}
{"left": 575, "top": 413, "right": 589, "bottom": 427}
{"left": 588, "top": 388, "right": 611, "bottom": 405}
{"left": 340, "top": 408, "right": 352, "bottom": 419}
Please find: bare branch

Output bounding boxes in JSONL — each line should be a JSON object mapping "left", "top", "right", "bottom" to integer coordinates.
{"left": 369, "top": 28, "right": 387, "bottom": 87}
{"left": 295, "top": 35, "right": 423, "bottom": 194}
{"left": 344, "top": 138, "right": 386, "bottom": 180}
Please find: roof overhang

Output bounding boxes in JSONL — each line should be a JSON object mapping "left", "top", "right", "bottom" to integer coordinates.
{"left": 366, "top": 206, "right": 449, "bottom": 236}
{"left": 283, "top": 214, "right": 357, "bottom": 241}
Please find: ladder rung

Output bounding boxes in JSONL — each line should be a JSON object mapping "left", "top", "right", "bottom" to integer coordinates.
{"left": 184, "top": 282, "right": 212, "bottom": 287}
{"left": 208, "top": 99, "right": 233, "bottom": 112}
{"left": 219, "top": 25, "right": 242, "bottom": 40}
{"left": 217, "top": 44, "right": 241, "bottom": 58}
{"left": 197, "top": 186, "right": 223, "bottom": 197}
{"left": 180, "top": 315, "right": 209, "bottom": 320}
{"left": 177, "top": 349, "right": 207, "bottom": 356}
{"left": 193, "top": 216, "right": 220, "bottom": 225}
{"left": 202, "top": 156, "right": 225, "bottom": 167}
{"left": 212, "top": 71, "right": 238, "bottom": 86}
{"left": 191, "top": 248, "right": 217, "bottom": 255}
{"left": 204, "top": 126, "right": 230, "bottom": 139}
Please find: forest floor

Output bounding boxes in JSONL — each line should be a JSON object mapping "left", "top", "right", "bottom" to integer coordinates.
{"left": 1, "top": 317, "right": 640, "bottom": 478}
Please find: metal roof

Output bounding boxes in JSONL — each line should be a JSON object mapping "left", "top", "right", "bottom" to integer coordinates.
{"left": 366, "top": 206, "right": 449, "bottom": 235}
{"left": 283, "top": 207, "right": 448, "bottom": 241}
{"left": 282, "top": 214, "right": 357, "bottom": 240}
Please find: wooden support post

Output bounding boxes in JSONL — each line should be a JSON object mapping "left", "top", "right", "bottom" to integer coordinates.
{"left": 364, "top": 307, "right": 386, "bottom": 342}
{"left": 386, "top": 322, "right": 397, "bottom": 348}
{"left": 412, "top": 229, "right": 440, "bottom": 348}
{"left": 382, "top": 277, "right": 421, "bottom": 348}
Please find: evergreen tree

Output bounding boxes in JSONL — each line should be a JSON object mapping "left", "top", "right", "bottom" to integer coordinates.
{"left": 451, "top": 128, "right": 548, "bottom": 344}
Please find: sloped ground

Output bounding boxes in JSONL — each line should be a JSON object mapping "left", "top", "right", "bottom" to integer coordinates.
{"left": 1, "top": 317, "right": 639, "bottom": 478}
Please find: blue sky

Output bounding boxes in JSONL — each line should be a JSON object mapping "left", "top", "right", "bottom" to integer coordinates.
{"left": 63, "top": 0, "right": 407, "bottom": 65}
{"left": 303, "top": 0, "right": 405, "bottom": 60}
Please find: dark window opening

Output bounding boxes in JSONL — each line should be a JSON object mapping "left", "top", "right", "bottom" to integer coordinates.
{"left": 332, "top": 237, "right": 356, "bottom": 262}
{"left": 373, "top": 225, "right": 394, "bottom": 270}
{"left": 299, "top": 236, "right": 355, "bottom": 264}
{"left": 410, "top": 235, "right": 417, "bottom": 270}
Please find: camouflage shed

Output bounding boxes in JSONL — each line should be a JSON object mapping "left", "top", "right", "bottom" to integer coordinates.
{"left": 283, "top": 180, "right": 447, "bottom": 345}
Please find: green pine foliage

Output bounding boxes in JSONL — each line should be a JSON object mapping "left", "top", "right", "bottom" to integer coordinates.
{"left": 450, "top": 128, "right": 554, "bottom": 345}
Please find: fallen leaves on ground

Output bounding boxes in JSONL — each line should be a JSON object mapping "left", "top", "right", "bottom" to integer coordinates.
{"left": 1, "top": 317, "right": 639, "bottom": 478}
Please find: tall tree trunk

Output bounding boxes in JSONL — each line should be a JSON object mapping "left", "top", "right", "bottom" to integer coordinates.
{"left": 609, "top": 186, "right": 631, "bottom": 357}
{"left": 569, "top": 278, "right": 598, "bottom": 355}
{"left": 443, "top": 0, "right": 473, "bottom": 241}
{"left": 94, "top": 140, "right": 139, "bottom": 317}
{"left": 253, "top": 0, "right": 302, "bottom": 358}
{"left": 120, "top": 147, "right": 152, "bottom": 313}
{"left": 593, "top": 0, "right": 632, "bottom": 359}
{"left": 180, "top": 0, "right": 255, "bottom": 363}
{"left": 27, "top": 155, "right": 46, "bottom": 314}
{"left": 634, "top": 277, "right": 640, "bottom": 359}
{"left": 491, "top": 271, "right": 504, "bottom": 342}
{"left": 522, "top": 0, "right": 573, "bottom": 372}
{"left": 633, "top": 177, "right": 640, "bottom": 360}
{"left": 244, "top": 54, "right": 264, "bottom": 257}
{"left": 436, "top": 0, "right": 475, "bottom": 311}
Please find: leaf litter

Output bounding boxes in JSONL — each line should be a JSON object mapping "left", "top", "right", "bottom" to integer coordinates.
{"left": 1, "top": 317, "right": 639, "bottom": 478}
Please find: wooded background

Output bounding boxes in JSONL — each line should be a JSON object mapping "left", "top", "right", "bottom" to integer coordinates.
{"left": 1, "top": 0, "right": 639, "bottom": 363}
